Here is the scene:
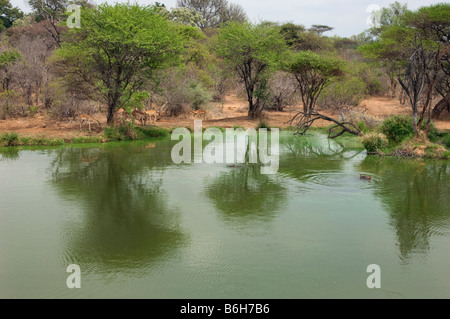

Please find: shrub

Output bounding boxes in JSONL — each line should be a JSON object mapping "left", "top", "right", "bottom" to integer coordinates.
{"left": 379, "top": 115, "right": 414, "bottom": 144}
{"left": 119, "top": 123, "right": 137, "bottom": 141}
{"left": 73, "top": 136, "right": 104, "bottom": 144}
{"left": 345, "top": 110, "right": 380, "bottom": 130}
{"left": 443, "top": 134, "right": 450, "bottom": 149}
{"left": 29, "top": 138, "right": 64, "bottom": 146}
{"left": 422, "top": 121, "right": 439, "bottom": 142}
{"left": 257, "top": 120, "right": 271, "bottom": 130}
{"left": 317, "top": 76, "right": 367, "bottom": 120}
{"left": 361, "top": 133, "right": 388, "bottom": 153}
{"left": 104, "top": 126, "right": 122, "bottom": 141}
{"left": 135, "top": 127, "right": 169, "bottom": 138}
{"left": 188, "top": 82, "right": 212, "bottom": 110}
{"left": 0, "top": 133, "right": 20, "bottom": 146}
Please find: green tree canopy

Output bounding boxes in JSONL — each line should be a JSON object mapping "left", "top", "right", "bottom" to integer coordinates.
{"left": 216, "top": 22, "right": 286, "bottom": 118}
{"left": 0, "top": 0, "right": 24, "bottom": 31}
{"left": 54, "top": 3, "right": 185, "bottom": 124}
{"left": 284, "top": 51, "right": 343, "bottom": 115}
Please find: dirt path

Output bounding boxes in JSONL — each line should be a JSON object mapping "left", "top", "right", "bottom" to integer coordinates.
{"left": 0, "top": 95, "right": 449, "bottom": 138}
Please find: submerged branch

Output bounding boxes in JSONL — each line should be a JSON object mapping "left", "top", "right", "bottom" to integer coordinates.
{"left": 287, "top": 111, "right": 362, "bottom": 138}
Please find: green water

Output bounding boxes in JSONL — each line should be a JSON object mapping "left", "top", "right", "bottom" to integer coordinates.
{"left": 0, "top": 134, "right": 449, "bottom": 298}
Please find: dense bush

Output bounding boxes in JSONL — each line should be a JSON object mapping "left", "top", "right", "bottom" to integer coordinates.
{"left": 0, "top": 132, "right": 20, "bottom": 146}
{"left": 379, "top": 115, "right": 414, "bottom": 144}
{"left": 266, "top": 71, "right": 298, "bottom": 111}
{"left": 361, "top": 132, "right": 388, "bottom": 153}
{"left": 443, "top": 134, "right": 450, "bottom": 149}
{"left": 104, "top": 124, "right": 169, "bottom": 141}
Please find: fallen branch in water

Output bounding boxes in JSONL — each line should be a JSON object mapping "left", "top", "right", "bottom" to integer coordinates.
{"left": 287, "top": 111, "right": 362, "bottom": 138}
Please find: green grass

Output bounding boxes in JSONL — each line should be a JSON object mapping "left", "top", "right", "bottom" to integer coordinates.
{"left": 0, "top": 125, "right": 171, "bottom": 148}
{"left": 257, "top": 120, "right": 271, "bottom": 130}
{"left": 0, "top": 133, "right": 20, "bottom": 146}
{"left": 73, "top": 136, "right": 104, "bottom": 144}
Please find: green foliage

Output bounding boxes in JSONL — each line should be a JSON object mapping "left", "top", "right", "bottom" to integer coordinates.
{"left": 104, "top": 124, "right": 169, "bottom": 141}
{"left": 0, "top": 0, "right": 24, "bottom": 31}
{"left": 284, "top": 51, "right": 342, "bottom": 77}
{"left": 72, "top": 136, "right": 104, "bottom": 144}
{"left": 443, "top": 134, "right": 450, "bottom": 149}
{"left": 54, "top": 3, "right": 185, "bottom": 123}
{"left": 0, "top": 50, "right": 21, "bottom": 68}
{"left": 361, "top": 132, "right": 388, "bottom": 153}
{"left": 135, "top": 126, "right": 170, "bottom": 138}
{"left": 188, "top": 81, "right": 212, "bottom": 109}
{"left": 122, "top": 91, "right": 150, "bottom": 111}
{"left": 257, "top": 120, "right": 270, "bottom": 130}
{"left": 0, "top": 132, "right": 19, "bottom": 146}
{"left": 357, "top": 121, "right": 369, "bottom": 134}
{"left": 423, "top": 121, "right": 439, "bottom": 142}
{"left": 279, "top": 23, "right": 305, "bottom": 47}
{"left": 216, "top": 22, "right": 286, "bottom": 71}
{"left": 103, "top": 126, "right": 122, "bottom": 141}
{"left": 348, "top": 62, "right": 387, "bottom": 95}
{"left": 283, "top": 51, "right": 343, "bottom": 114}
{"left": 318, "top": 76, "right": 367, "bottom": 112}
{"left": 216, "top": 22, "right": 286, "bottom": 117}
{"left": 379, "top": 115, "right": 414, "bottom": 144}
{"left": 403, "top": 3, "right": 450, "bottom": 39}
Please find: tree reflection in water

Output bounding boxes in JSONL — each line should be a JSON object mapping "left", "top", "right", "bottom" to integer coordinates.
{"left": 206, "top": 164, "right": 287, "bottom": 232}
{"left": 50, "top": 142, "right": 188, "bottom": 274}
{"left": 361, "top": 157, "right": 450, "bottom": 262}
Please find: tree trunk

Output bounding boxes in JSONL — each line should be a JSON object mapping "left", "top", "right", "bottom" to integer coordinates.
{"left": 248, "top": 99, "right": 262, "bottom": 119}
{"left": 107, "top": 100, "right": 116, "bottom": 125}
{"left": 412, "top": 109, "right": 418, "bottom": 135}
{"left": 432, "top": 93, "right": 450, "bottom": 119}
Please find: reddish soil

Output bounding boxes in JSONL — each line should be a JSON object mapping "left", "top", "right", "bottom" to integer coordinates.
{"left": 0, "top": 95, "right": 449, "bottom": 138}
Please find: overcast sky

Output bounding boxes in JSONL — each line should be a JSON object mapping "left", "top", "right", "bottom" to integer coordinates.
{"left": 10, "top": 0, "right": 445, "bottom": 37}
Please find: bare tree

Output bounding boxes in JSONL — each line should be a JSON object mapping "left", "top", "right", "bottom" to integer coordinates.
{"left": 177, "top": 0, "right": 246, "bottom": 29}
{"left": 267, "top": 71, "right": 298, "bottom": 112}
{"left": 398, "top": 37, "right": 430, "bottom": 135}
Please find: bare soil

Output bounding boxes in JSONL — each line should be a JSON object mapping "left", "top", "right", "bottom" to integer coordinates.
{"left": 0, "top": 95, "right": 449, "bottom": 138}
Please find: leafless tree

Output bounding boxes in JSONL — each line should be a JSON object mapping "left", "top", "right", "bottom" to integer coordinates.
{"left": 397, "top": 37, "right": 429, "bottom": 135}
{"left": 267, "top": 71, "right": 298, "bottom": 112}
{"left": 177, "top": 0, "right": 246, "bottom": 29}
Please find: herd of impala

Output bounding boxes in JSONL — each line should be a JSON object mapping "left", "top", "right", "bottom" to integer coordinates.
{"left": 78, "top": 103, "right": 207, "bottom": 132}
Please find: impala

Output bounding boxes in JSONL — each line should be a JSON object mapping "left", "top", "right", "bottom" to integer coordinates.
{"left": 191, "top": 109, "right": 207, "bottom": 119}
{"left": 115, "top": 108, "right": 132, "bottom": 124}
{"left": 132, "top": 109, "right": 148, "bottom": 125}
{"left": 144, "top": 110, "right": 158, "bottom": 124}
{"left": 79, "top": 114, "right": 101, "bottom": 132}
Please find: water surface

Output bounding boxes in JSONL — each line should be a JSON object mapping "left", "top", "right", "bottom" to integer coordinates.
{"left": 0, "top": 134, "right": 449, "bottom": 298}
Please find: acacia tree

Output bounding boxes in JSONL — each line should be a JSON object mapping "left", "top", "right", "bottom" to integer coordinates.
{"left": 308, "top": 25, "right": 333, "bottom": 36}
{"left": 216, "top": 22, "right": 286, "bottom": 119}
{"left": 284, "top": 51, "right": 342, "bottom": 116}
{"left": 361, "top": 3, "right": 450, "bottom": 124}
{"left": 54, "top": 3, "right": 184, "bottom": 124}
{"left": 284, "top": 52, "right": 360, "bottom": 137}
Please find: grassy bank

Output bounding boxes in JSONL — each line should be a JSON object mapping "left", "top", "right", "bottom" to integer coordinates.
{"left": 359, "top": 115, "right": 450, "bottom": 160}
{"left": 0, "top": 125, "right": 170, "bottom": 147}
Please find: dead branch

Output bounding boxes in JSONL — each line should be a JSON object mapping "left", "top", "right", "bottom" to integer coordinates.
{"left": 287, "top": 111, "right": 362, "bottom": 138}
